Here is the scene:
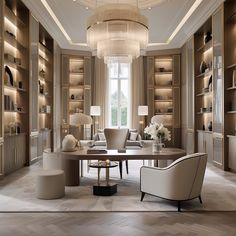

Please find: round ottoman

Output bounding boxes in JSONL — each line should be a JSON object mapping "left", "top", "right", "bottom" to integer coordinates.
{"left": 36, "top": 170, "right": 65, "bottom": 200}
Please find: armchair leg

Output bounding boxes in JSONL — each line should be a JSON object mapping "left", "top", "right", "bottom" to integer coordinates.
{"left": 119, "top": 161, "right": 123, "bottom": 179}
{"left": 141, "top": 192, "right": 145, "bottom": 201}
{"left": 177, "top": 201, "right": 181, "bottom": 212}
{"left": 125, "top": 160, "right": 129, "bottom": 174}
{"left": 199, "top": 195, "right": 202, "bottom": 204}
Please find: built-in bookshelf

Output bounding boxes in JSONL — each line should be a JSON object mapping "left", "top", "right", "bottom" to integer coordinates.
{"left": 68, "top": 58, "right": 85, "bottom": 116}
{"left": 61, "top": 54, "right": 91, "bottom": 140}
{"left": 224, "top": 0, "right": 236, "bottom": 171}
{"left": 194, "top": 17, "right": 213, "bottom": 133}
{"left": 154, "top": 57, "right": 173, "bottom": 129}
{"left": 37, "top": 24, "right": 54, "bottom": 154}
{"left": 146, "top": 54, "right": 180, "bottom": 147}
{"left": 2, "top": 0, "right": 29, "bottom": 174}
{"left": 3, "top": 1, "right": 29, "bottom": 136}
{"left": 38, "top": 41, "right": 53, "bottom": 130}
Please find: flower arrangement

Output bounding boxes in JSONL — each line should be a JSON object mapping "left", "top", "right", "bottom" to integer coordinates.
{"left": 144, "top": 122, "right": 171, "bottom": 143}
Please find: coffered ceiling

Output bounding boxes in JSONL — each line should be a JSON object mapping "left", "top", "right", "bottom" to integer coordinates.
{"left": 22, "top": 0, "right": 224, "bottom": 52}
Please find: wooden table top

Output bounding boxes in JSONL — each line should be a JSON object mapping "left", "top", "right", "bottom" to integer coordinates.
{"left": 59, "top": 146, "right": 186, "bottom": 161}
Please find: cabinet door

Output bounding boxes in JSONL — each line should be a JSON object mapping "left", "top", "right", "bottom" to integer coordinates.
{"left": 205, "top": 133, "right": 213, "bottom": 162}
{"left": 44, "top": 130, "right": 51, "bottom": 150}
{"left": 173, "top": 55, "right": 180, "bottom": 86}
{"left": 213, "top": 136, "right": 223, "bottom": 166}
{"left": 37, "top": 132, "right": 44, "bottom": 157}
{"left": 186, "top": 130, "right": 195, "bottom": 154}
{"left": 15, "top": 135, "right": 26, "bottom": 169}
{"left": 30, "top": 135, "right": 38, "bottom": 161}
{"left": 229, "top": 138, "right": 236, "bottom": 171}
{"left": 4, "top": 137, "right": 15, "bottom": 175}
{"left": 198, "top": 132, "right": 205, "bottom": 153}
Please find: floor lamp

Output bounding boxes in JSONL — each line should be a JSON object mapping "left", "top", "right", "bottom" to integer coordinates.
{"left": 138, "top": 106, "right": 148, "bottom": 139}
{"left": 90, "top": 106, "right": 101, "bottom": 137}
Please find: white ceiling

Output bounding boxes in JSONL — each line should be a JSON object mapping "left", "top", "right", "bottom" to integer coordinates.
{"left": 22, "top": 0, "right": 224, "bottom": 52}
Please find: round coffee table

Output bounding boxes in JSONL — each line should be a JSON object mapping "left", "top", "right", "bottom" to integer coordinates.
{"left": 88, "top": 160, "right": 118, "bottom": 196}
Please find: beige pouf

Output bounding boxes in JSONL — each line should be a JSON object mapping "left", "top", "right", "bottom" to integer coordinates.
{"left": 36, "top": 170, "right": 65, "bottom": 200}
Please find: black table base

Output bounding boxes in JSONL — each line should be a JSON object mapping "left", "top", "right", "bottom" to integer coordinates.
{"left": 93, "top": 183, "right": 117, "bottom": 196}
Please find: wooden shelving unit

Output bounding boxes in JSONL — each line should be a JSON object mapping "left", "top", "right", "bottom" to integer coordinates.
{"left": 224, "top": 0, "right": 236, "bottom": 171}
{"left": 194, "top": 17, "right": 213, "bottom": 134}
{"left": 37, "top": 24, "right": 54, "bottom": 154}
{"left": 61, "top": 54, "right": 92, "bottom": 140}
{"left": 2, "top": 0, "right": 29, "bottom": 174}
{"left": 146, "top": 54, "right": 181, "bottom": 147}
{"left": 68, "top": 58, "right": 85, "bottom": 116}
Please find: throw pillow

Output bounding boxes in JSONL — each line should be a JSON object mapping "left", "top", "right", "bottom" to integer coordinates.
{"left": 98, "top": 133, "right": 106, "bottom": 141}
{"left": 129, "top": 132, "right": 138, "bottom": 141}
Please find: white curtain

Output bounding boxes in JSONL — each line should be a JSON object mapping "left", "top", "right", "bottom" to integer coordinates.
{"left": 92, "top": 57, "right": 109, "bottom": 129}
{"left": 130, "top": 57, "right": 145, "bottom": 131}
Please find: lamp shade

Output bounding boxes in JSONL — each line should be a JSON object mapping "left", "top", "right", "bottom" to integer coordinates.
{"left": 90, "top": 106, "right": 101, "bottom": 116}
{"left": 70, "top": 113, "right": 92, "bottom": 126}
{"left": 138, "top": 106, "right": 148, "bottom": 116}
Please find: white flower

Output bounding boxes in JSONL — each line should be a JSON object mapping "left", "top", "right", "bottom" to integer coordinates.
{"left": 144, "top": 122, "right": 171, "bottom": 141}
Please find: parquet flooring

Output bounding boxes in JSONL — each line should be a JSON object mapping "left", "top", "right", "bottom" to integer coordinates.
{"left": 0, "top": 212, "right": 235, "bottom": 236}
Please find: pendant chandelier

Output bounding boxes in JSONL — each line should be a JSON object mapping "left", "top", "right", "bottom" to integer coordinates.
{"left": 86, "top": 3, "right": 149, "bottom": 64}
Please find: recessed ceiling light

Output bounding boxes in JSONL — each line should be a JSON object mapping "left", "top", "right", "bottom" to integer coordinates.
{"left": 148, "top": 7, "right": 152, "bottom": 10}
{"left": 73, "top": 0, "right": 76, "bottom": 2}
{"left": 85, "top": 7, "right": 89, "bottom": 10}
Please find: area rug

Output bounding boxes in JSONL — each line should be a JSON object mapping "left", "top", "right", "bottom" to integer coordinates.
{"left": 0, "top": 161, "right": 235, "bottom": 212}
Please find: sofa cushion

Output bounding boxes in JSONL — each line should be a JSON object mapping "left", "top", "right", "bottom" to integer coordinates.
{"left": 98, "top": 133, "right": 106, "bottom": 141}
{"left": 95, "top": 140, "right": 106, "bottom": 146}
{"left": 129, "top": 132, "right": 138, "bottom": 141}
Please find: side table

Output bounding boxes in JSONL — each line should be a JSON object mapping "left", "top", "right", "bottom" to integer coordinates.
{"left": 88, "top": 160, "right": 118, "bottom": 196}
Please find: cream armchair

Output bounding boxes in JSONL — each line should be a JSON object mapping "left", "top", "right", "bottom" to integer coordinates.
{"left": 140, "top": 153, "right": 207, "bottom": 211}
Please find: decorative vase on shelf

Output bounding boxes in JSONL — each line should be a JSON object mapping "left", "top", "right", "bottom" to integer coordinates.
{"left": 208, "top": 121, "right": 212, "bottom": 131}
{"left": 204, "top": 32, "right": 212, "bottom": 44}
{"left": 200, "top": 61, "right": 207, "bottom": 74}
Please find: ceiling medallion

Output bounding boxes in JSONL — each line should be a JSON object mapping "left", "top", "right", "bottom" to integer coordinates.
{"left": 86, "top": 3, "right": 149, "bottom": 64}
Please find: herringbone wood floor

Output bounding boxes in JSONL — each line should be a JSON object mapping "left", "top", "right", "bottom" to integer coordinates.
{"left": 0, "top": 212, "right": 235, "bottom": 236}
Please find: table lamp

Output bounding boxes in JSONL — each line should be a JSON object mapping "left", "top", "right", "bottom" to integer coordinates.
{"left": 138, "top": 105, "right": 148, "bottom": 139}
{"left": 90, "top": 106, "right": 101, "bottom": 135}
{"left": 70, "top": 113, "right": 92, "bottom": 141}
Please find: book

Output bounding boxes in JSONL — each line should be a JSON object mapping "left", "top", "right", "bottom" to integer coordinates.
{"left": 87, "top": 149, "right": 107, "bottom": 154}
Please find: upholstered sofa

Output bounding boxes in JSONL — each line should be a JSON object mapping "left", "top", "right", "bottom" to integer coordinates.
{"left": 93, "top": 129, "right": 142, "bottom": 147}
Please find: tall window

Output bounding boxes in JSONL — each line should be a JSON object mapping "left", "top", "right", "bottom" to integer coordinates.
{"left": 108, "top": 62, "right": 130, "bottom": 127}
